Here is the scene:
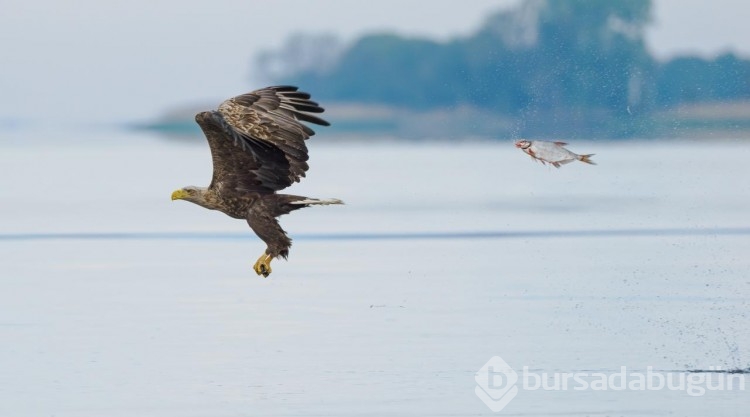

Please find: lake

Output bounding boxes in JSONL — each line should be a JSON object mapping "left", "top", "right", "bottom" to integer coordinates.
{"left": 1, "top": 129, "right": 749, "bottom": 416}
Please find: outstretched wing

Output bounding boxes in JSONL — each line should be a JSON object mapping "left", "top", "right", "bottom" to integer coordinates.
{"left": 195, "top": 86, "right": 329, "bottom": 195}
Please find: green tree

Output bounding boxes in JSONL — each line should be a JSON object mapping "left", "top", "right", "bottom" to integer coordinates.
{"left": 256, "top": 0, "right": 750, "bottom": 137}
{"left": 303, "top": 34, "right": 460, "bottom": 108}
{"left": 283, "top": 0, "right": 655, "bottom": 115}
{"left": 657, "top": 53, "right": 750, "bottom": 105}
{"left": 532, "top": 0, "right": 653, "bottom": 110}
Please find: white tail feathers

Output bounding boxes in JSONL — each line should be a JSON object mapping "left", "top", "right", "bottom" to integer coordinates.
{"left": 290, "top": 198, "right": 345, "bottom": 205}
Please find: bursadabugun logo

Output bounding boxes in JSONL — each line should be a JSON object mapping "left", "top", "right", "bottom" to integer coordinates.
{"left": 475, "top": 355, "right": 747, "bottom": 413}
{"left": 474, "top": 356, "right": 519, "bottom": 412}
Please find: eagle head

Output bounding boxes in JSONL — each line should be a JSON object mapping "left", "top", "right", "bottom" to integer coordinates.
{"left": 195, "top": 111, "right": 213, "bottom": 124}
{"left": 171, "top": 186, "right": 204, "bottom": 202}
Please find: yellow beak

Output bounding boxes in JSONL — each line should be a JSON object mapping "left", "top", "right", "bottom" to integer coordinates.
{"left": 171, "top": 189, "right": 189, "bottom": 201}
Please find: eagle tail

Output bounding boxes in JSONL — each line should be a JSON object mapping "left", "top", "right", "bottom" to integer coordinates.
{"left": 289, "top": 198, "right": 344, "bottom": 205}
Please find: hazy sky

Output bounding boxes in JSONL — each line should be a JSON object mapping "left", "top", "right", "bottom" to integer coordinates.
{"left": 2, "top": 0, "right": 749, "bottom": 125}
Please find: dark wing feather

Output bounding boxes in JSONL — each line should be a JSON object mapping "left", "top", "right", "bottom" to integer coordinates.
{"left": 196, "top": 86, "right": 329, "bottom": 195}
{"left": 195, "top": 111, "right": 289, "bottom": 195}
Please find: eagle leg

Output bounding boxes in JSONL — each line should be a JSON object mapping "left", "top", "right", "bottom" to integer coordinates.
{"left": 253, "top": 253, "right": 273, "bottom": 277}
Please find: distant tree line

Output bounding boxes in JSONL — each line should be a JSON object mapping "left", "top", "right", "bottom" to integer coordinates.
{"left": 255, "top": 0, "right": 750, "bottom": 137}
{"left": 657, "top": 54, "right": 750, "bottom": 105}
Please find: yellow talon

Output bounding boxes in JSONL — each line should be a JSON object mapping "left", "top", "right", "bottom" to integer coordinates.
{"left": 253, "top": 253, "right": 273, "bottom": 277}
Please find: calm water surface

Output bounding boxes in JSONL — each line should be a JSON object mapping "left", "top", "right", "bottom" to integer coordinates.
{"left": 1, "top": 130, "right": 749, "bottom": 416}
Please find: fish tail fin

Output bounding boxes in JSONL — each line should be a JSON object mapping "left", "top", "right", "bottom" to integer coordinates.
{"left": 578, "top": 154, "right": 596, "bottom": 165}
